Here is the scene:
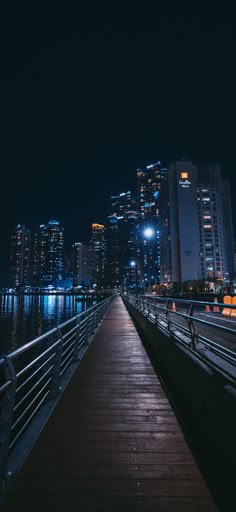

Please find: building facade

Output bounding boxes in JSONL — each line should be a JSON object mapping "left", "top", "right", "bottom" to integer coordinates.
{"left": 160, "top": 160, "right": 234, "bottom": 285}
{"left": 10, "top": 224, "right": 31, "bottom": 288}
{"left": 136, "top": 161, "right": 167, "bottom": 289}
{"left": 33, "top": 220, "right": 64, "bottom": 288}
{"left": 90, "top": 223, "right": 107, "bottom": 287}
{"left": 72, "top": 242, "right": 92, "bottom": 287}
{"left": 107, "top": 190, "right": 138, "bottom": 290}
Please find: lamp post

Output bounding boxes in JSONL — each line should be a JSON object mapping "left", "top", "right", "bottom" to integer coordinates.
{"left": 143, "top": 227, "right": 154, "bottom": 239}
{"left": 143, "top": 227, "right": 155, "bottom": 294}
{"left": 130, "top": 260, "right": 138, "bottom": 296}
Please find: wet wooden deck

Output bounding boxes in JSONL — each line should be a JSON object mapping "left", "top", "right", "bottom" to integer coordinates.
{"left": 2, "top": 297, "right": 218, "bottom": 511}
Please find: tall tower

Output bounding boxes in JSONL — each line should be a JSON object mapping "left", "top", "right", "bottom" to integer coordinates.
{"left": 10, "top": 224, "right": 31, "bottom": 288}
{"left": 160, "top": 160, "right": 200, "bottom": 283}
{"left": 72, "top": 242, "right": 92, "bottom": 287}
{"left": 136, "top": 161, "right": 167, "bottom": 287}
{"left": 198, "top": 163, "right": 234, "bottom": 283}
{"left": 107, "top": 190, "right": 138, "bottom": 289}
{"left": 90, "top": 223, "right": 106, "bottom": 287}
{"left": 33, "top": 220, "right": 64, "bottom": 287}
{"left": 159, "top": 160, "right": 234, "bottom": 286}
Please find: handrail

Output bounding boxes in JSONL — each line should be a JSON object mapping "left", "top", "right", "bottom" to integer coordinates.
{"left": 137, "top": 294, "right": 236, "bottom": 307}
{"left": 122, "top": 294, "right": 236, "bottom": 378}
{"left": 0, "top": 294, "right": 115, "bottom": 500}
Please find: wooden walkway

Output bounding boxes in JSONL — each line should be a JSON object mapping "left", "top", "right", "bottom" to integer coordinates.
{"left": 2, "top": 297, "right": 218, "bottom": 511}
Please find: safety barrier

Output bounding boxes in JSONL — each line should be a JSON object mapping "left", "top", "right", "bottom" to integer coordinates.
{"left": 0, "top": 294, "right": 115, "bottom": 501}
{"left": 222, "top": 295, "right": 232, "bottom": 317}
{"left": 230, "top": 296, "right": 236, "bottom": 318}
{"left": 213, "top": 298, "right": 220, "bottom": 313}
{"left": 122, "top": 293, "right": 236, "bottom": 376}
{"left": 122, "top": 293, "right": 236, "bottom": 508}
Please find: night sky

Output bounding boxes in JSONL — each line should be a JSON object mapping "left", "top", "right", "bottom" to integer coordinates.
{"left": 0, "top": 22, "right": 235, "bottom": 285}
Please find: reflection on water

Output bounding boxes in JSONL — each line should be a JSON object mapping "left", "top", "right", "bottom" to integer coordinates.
{"left": 0, "top": 295, "right": 95, "bottom": 355}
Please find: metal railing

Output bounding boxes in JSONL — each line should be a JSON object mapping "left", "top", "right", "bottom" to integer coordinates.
{"left": 123, "top": 294, "right": 236, "bottom": 380}
{"left": 0, "top": 294, "right": 114, "bottom": 499}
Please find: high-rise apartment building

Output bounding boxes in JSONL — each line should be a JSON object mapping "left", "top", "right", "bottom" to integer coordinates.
{"left": 72, "top": 242, "right": 92, "bottom": 286}
{"left": 197, "top": 185, "right": 225, "bottom": 281}
{"left": 136, "top": 161, "right": 167, "bottom": 287}
{"left": 90, "top": 223, "right": 107, "bottom": 287}
{"left": 137, "top": 161, "right": 166, "bottom": 219}
{"left": 107, "top": 191, "right": 138, "bottom": 289}
{"left": 33, "top": 220, "right": 64, "bottom": 287}
{"left": 197, "top": 163, "right": 234, "bottom": 282}
{"left": 10, "top": 224, "right": 31, "bottom": 288}
{"left": 160, "top": 160, "right": 234, "bottom": 284}
{"left": 110, "top": 190, "right": 137, "bottom": 218}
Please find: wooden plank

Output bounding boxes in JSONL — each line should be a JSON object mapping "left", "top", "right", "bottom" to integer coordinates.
{"left": 34, "top": 451, "right": 196, "bottom": 465}
{"left": 3, "top": 297, "right": 217, "bottom": 511}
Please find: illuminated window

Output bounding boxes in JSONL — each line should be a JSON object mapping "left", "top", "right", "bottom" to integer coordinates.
{"left": 204, "top": 224, "right": 212, "bottom": 229}
{"left": 203, "top": 215, "right": 211, "bottom": 219}
{"left": 180, "top": 172, "right": 189, "bottom": 179}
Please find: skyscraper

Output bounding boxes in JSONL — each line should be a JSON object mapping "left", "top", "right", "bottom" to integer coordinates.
{"left": 33, "top": 220, "right": 64, "bottom": 287}
{"left": 136, "top": 161, "right": 167, "bottom": 288}
{"left": 10, "top": 224, "right": 31, "bottom": 288}
{"left": 90, "top": 223, "right": 107, "bottom": 287}
{"left": 72, "top": 242, "right": 92, "bottom": 287}
{"left": 107, "top": 190, "right": 138, "bottom": 290}
{"left": 160, "top": 160, "right": 234, "bottom": 285}
{"left": 197, "top": 163, "right": 234, "bottom": 282}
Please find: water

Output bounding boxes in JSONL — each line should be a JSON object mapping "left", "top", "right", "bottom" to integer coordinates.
{"left": 0, "top": 294, "right": 96, "bottom": 355}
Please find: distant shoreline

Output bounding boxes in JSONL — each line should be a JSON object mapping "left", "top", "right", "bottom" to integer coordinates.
{"left": 0, "top": 291, "right": 111, "bottom": 297}
{"left": 0, "top": 291, "right": 95, "bottom": 296}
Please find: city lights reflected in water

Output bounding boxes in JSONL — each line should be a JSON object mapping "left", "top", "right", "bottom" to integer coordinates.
{"left": 0, "top": 295, "right": 94, "bottom": 355}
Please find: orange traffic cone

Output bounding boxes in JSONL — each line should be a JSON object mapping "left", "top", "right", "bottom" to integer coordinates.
{"left": 172, "top": 301, "right": 176, "bottom": 312}
{"left": 205, "top": 304, "right": 210, "bottom": 312}
{"left": 222, "top": 295, "right": 232, "bottom": 317}
{"left": 213, "top": 298, "right": 219, "bottom": 313}
{"left": 230, "top": 296, "right": 236, "bottom": 317}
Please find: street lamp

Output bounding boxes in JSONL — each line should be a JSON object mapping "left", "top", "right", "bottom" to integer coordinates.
{"left": 143, "top": 227, "right": 154, "bottom": 239}
{"left": 143, "top": 227, "right": 155, "bottom": 293}
{"left": 130, "top": 260, "right": 138, "bottom": 296}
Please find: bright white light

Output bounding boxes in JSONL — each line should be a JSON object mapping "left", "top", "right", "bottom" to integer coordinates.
{"left": 130, "top": 261, "right": 136, "bottom": 267}
{"left": 143, "top": 227, "right": 154, "bottom": 238}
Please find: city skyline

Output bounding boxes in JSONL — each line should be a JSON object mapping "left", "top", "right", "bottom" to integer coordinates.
{"left": 1, "top": 20, "right": 236, "bottom": 511}
{"left": 1, "top": 27, "right": 236, "bottom": 285}
{"left": 7, "top": 159, "right": 235, "bottom": 292}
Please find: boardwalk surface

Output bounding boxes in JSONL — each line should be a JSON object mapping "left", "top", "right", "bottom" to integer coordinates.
{"left": 2, "top": 297, "right": 218, "bottom": 511}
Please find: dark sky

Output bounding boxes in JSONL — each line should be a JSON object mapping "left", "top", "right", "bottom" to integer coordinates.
{"left": 0, "top": 21, "right": 235, "bottom": 285}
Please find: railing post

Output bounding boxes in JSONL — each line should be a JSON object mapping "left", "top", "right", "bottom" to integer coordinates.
{"left": 84, "top": 312, "right": 90, "bottom": 345}
{"left": 94, "top": 306, "right": 99, "bottom": 330}
{"left": 92, "top": 307, "right": 97, "bottom": 333}
{"left": 95, "top": 306, "right": 100, "bottom": 326}
{"left": 73, "top": 317, "right": 81, "bottom": 362}
{"left": 48, "top": 328, "right": 64, "bottom": 398}
{"left": 185, "top": 304, "right": 198, "bottom": 350}
{"left": 0, "top": 357, "right": 17, "bottom": 496}
{"left": 94, "top": 306, "right": 98, "bottom": 325}
{"left": 154, "top": 302, "right": 159, "bottom": 325}
{"left": 165, "top": 300, "right": 172, "bottom": 332}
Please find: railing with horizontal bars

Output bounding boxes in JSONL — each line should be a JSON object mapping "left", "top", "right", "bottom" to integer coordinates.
{"left": 123, "top": 294, "right": 236, "bottom": 380}
{"left": 0, "top": 294, "right": 115, "bottom": 501}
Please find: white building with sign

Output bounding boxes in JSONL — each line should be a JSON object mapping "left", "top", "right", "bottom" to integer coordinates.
{"left": 160, "top": 160, "right": 234, "bottom": 284}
